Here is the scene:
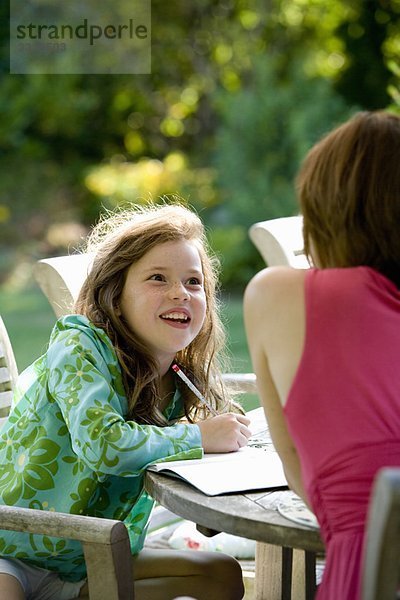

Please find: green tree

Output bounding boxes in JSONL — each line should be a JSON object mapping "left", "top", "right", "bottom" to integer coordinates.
{"left": 0, "top": 0, "right": 399, "bottom": 288}
{"left": 209, "top": 55, "right": 355, "bottom": 287}
{"left": 333, "top": 0, "right": 400, "bottom": 109}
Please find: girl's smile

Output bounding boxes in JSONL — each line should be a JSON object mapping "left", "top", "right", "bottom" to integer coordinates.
{"left": 118, "top": 239, "right": 207, "bottom": 373}
{"left": 160, "top": 307, "right": 192, "bottom": 328}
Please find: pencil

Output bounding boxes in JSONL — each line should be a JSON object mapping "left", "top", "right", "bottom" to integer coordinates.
{"left": 171, "top": 364, "right": 218, "bottom": 416}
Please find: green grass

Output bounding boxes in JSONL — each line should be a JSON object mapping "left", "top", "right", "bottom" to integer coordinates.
{"left": 221, "top": 293, "right": 252, "bottom": 373}
{"left": 0, "top": 286, "right": 56, "bottom": 372}
{"left": 0, "top": 285, "right": 258, "bottom": 410}
{"left": 221, "top": 293, "right": 258, "bottom": 411}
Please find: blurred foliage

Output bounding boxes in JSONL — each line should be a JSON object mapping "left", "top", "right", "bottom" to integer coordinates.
{"left": 209, "top": 56, "right": 355, "bottom": 285}
{"left": 85, "top": 153, "right": 218, "bottom": 208}
{"left": 334, "top": 0, "right": 400, "bottom": 108}
{"left": 1, "top": 0, "right": 399, "bottom": 289}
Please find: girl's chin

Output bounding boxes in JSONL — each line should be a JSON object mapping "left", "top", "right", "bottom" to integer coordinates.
{"left": 155, "top": 342, "right": 195, "bottom": 364}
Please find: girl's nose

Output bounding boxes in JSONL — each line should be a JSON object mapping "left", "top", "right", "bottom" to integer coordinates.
{"left": 168, "top": 282, "right": 190, "bottom": 301}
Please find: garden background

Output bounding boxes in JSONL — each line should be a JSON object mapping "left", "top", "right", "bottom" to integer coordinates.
{"left": 1, "top": 0, "right": 399, "bottom": 398}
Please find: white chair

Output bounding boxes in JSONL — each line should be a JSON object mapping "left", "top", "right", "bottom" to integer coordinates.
{"left": 0, "top": 316, "right": 18, "bottom": 427}
{"left": 362, "top": 467, "right": 400, "bottom": 600}
{"left": 0, "top": 314, "right": 134, "bottom": 599}
{"left": 34, "top": 254, "right": 94, "bottom": 318}
{"left": 249, "top": 215, "right": 310, "bottom": 268}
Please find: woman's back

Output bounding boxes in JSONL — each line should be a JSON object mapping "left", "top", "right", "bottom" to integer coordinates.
{"left": 284, "top": 266, "right": 400, "bottom": 599}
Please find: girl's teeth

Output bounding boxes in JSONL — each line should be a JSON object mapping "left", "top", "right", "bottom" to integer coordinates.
{"left": 162, "top": 313, "right": 188, "bottom": 320}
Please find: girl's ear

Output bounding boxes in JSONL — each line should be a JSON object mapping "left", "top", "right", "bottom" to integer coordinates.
{"left": 115, "top": 304, "right": 122, "bottom": 316}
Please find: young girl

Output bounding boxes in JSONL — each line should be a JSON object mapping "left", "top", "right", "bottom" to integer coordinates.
{"left": 244, "top": 110, "right": 400, "bottom": 599}
{"left": 0, "top": 203, "right": 250, "bottom": 600}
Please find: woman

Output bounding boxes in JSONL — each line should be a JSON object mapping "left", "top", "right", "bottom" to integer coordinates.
{"left": 244, "top": 111, "right": 400, "bottom": 599}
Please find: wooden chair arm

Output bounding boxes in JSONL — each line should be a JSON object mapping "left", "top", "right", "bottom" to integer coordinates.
{"left": 0, "top": 505, "right": 134, "bottom": 600}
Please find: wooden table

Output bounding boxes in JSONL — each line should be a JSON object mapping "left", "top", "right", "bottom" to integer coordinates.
{"left": 145, "top": 472, "right": 325, "bottom": 600}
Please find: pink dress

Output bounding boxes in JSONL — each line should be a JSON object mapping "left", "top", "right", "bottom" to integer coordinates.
{"left": 284, "top": 267, "right": 400, "bottom": 600}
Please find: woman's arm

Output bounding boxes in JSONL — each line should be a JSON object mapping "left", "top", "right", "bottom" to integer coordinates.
{"left": 244, "top": 267, "right": 309, "bottom": 505}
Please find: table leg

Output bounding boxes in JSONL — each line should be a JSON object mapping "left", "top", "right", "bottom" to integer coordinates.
{"left": 291, "top": 549, "right": 317, "bottom": 600}
{"left": 304, "top": 551, "right": 317, "bottom": 600}
{"left": 255, "top": 542, "right": 292, "bottom": 600}
{"left": 255, "top": 543, "right": 317, "bottom": 600}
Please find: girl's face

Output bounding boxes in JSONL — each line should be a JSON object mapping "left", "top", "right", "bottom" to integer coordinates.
{"left": 118, "top": 239, "right": 207, "bottom": 374}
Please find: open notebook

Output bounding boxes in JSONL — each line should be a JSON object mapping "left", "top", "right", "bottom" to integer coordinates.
{"left": 147, "top": 407, "right": 288, "bottom": 496}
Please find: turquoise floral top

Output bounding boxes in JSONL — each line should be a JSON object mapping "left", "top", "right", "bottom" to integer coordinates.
{"left": 0, "top": 315, "right": 202, "bottom": 581}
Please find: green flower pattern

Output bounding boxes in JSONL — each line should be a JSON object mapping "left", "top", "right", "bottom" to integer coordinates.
{"left": 0, "top": 315, "right": 202, "bottom": 582}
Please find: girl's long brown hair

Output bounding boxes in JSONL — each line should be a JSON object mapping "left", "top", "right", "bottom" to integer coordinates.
{"left": 75, "top": 202, "right": 240, "bottom": 425}
{"left": 297, "top": 110, "right": 400, "bottom": 287}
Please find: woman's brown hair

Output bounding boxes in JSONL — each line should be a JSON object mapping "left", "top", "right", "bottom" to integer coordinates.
{"left": 297, "top": 110, "right": 400, "bottom": 287}
{"left": 75, "top": 201, "right": 239, "bottom": 425}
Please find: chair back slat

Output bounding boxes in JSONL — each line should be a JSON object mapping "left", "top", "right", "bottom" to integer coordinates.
{"left": 0, "top": 391, "right": 13, "bottom": 411}
{"left": 0, "top": 366, "right": 11, "bottom": 385}
{"left": 0, "top": 316, "right": 18, "bottom": 420}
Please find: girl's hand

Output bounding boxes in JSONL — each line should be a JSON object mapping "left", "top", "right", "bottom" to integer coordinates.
{"left": 197, "top": 413, "right": 251, "bottom": 453}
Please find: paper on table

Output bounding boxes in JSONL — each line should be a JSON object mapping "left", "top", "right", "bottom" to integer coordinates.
{"left": 277, "top": 491, "right": 319, "bottom": 529}
{"left": 147, "top": 408, "right": 288, "bottom": 496}
{"left": 247, "top": 406, "right": 268, "bottom": 436}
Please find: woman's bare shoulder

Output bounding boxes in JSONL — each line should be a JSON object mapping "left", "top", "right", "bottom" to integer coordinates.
{"left": 245, "top": 266, "right": 308, "bottom": 307}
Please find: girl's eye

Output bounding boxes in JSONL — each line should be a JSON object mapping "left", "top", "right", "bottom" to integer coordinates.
{"left": 149, "top": 274, "right": 165, "bottom": 282}
{"left": 187, "top": 277, "right": 202, "bottom": 286}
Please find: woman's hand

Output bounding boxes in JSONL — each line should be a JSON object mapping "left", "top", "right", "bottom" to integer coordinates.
{"left": 197, "top": 413, "right": 251, "bottom": 453}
